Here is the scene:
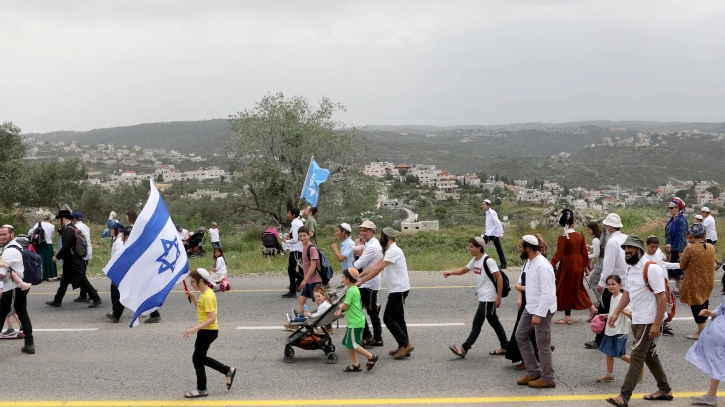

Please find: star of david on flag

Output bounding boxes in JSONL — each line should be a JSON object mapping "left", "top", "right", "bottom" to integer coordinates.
{"left": 103, "top": 179, "right": 189, "bottom": 327}
{"left": 300, "top": 157, "right": 330, "bottom": 207}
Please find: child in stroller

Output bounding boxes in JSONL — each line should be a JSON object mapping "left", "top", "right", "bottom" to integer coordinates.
{"left": 283, "top": 286, "right": 331, "bottom": 330}
{"left": 185, "top": 227, "right": 206, "bottom": 258}
{"left": 283, "top": 285, "right": 347, "bottom": 364}
{"left": 262, "top": 227, "right": 283, "bottom": 257}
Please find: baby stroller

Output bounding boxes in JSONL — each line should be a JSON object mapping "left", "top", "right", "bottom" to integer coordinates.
{"left": 284, "top": 286, "right": 347, "bottom": 364}
{"left": 185, "top": 227, "right": 206, "bottom": 259}
{"left": 262, "top": 227, "right": 282, "bottom": 257}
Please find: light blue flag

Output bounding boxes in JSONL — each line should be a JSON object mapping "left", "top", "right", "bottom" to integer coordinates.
{"left": 103, "top": 180, "right": 189, "bottom": 327}
{"left": 300, "top": 157, "right": 330, "bottom": 207}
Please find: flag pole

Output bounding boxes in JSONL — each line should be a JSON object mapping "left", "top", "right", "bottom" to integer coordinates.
{"left": 299, "top": 156, "right": 314, "bottom": 209}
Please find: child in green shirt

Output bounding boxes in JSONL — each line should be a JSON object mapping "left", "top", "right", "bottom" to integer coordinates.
{"left": 335, "top": 268, "right": 379, "bottom": 372}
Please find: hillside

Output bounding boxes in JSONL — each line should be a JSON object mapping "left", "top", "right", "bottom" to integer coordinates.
{"left": 23, "top": 119, "right": 725, "bottom": 188}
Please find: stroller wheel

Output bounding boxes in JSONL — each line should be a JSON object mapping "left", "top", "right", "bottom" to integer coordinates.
{"left": 327, "top": 353, "right": 338, "bottom": 364}
{"left": 284, "top": 347, "right": 294, "bottom": 363}
{"left": 329, "top": 344, "right": 335, "bottom": 353}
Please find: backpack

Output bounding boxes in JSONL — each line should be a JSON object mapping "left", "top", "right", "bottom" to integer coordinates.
{"left": 30, "top": 222, "right": 47, "bottom": 248}
{"left": 307, "top": 245, "right": 334, "bottom": 286}
{"left": 5, "top": 245, "right": 43, "bottom": 285}
{"left": 67, "top": 224, "right": 88, "bottom": 258}
{"left": 482, "top": 255, "right": 511, "bottom": 298}
{"left": 643, "top": 260, "right": 676, "bottom": 323}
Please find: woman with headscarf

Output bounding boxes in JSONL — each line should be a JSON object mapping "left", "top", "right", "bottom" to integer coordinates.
{"left": 680, "top": 223, "right": 716, "bottom": 340}
{"left": 665, "top": 197, "right": 688, "bottom": 296}
{"left": 550, "top": 209, "right": 595, "bottom": 324}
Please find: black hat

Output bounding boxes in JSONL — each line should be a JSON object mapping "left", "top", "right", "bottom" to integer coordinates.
{"left": 55, "top": 209, "right": 73, "bottom": 220}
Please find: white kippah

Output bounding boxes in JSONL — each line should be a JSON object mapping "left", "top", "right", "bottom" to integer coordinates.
{"left": 522, "top": 235, "right": 539, "bottom": 246}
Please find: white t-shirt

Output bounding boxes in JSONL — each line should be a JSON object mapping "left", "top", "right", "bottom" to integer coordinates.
{"left": 626, "top": 257, "right": 668, "bottom": 325}
{"left": 703, "top": 215, "right": 718, "bottom": 241}
{"left": 215, "top": 256, "right": 227, "bottom": 275}
{"left": 354, "top": 237, "right": 383, "bottom": 290}
{"left": 111, "top": 235, "right": 125, "bottom": 257}
{"left": 0, "top": 239, "right": 24, "bottom": 292}
{"left": 605, "top": 293, "right": 631, "bottom": 336}
{"left": 467, "top": 255, "right": 500, "bottom": 302}
{"left": 29, "top": 221, "right": 56, "bottom": 245}
{"left": 208, "top": 228, "right": 220, "bottom": 243}
{"left": 178, "top": 229, "right": 189, "bottom": 241}
{"left": 382, "top": 243, "right": 410, "bottom": 293}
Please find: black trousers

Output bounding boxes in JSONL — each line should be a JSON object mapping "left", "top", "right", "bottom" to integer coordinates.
{"left": 691, "top": 300, "right": 710, "bottom": 324}
{"left": 383, "top": 291, "right": 410, "bottom": 347}
{"left": 360, "top": 288, "right": 382, "bottom": 341}
{"left": 286, "top": 251, "right": 303, "bottom": 294}
{"left": 484, "top": 235, "right": 507, "bottom": 268}
{"left": 193, "top": 329, "right": 230, "bottom": 391}
{"left": 54, "top": 272, "right": 100, "bottom": 303}
{"left": 0, "top": 288, "right": 33, "bottom": 345}
{"left": 463, "top": 301, "right": 509, "bottom": 350}
{"left": 593, "top": 288, "right": 613, "bottom": 344}
{"left": 110, "top": 282, "right": 125, "bottom": 319}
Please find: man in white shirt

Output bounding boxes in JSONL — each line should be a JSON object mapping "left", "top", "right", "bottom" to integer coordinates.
{"left": 515, "top": 234, "right": 557, "bottom": 389}
{"left": 607, "top": 235, "right": 673, "bottom": 406}
{"left": 73, "top": 211, "right": 94, "bottom": 303}
{"left": 0, "top": 224, "right": 35, "bottom": 354}
{"left": 586, "top": 213, "right": 629, "bottom": 349}
{"left": 282, "top": 208, "right": 305, "bottom": 298}
{"left": 701, "top": 207, "right": 717, "bottom": 245}
{"left": 482, "top": 199, "right": 507, "bottom": 270}
{"left": 28, "top": 214, "right": 58, "bottom": 281}
{"left": 176, "top": 224, "right": 190, "bottom": 242}
{"left": 357, "top": 227, "right": 413, "bottom": 359}
{"left": 352, "top": 220, "right": 384, "bottom": 347}
{"left": 106, "top": 222, "right": 126, "bottom": 323}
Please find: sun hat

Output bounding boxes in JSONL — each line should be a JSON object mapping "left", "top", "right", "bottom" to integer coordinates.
{"left": 620, "top": 235, "right": 645, "bottom": 251}
{"left": 603, "top": 213, "right": 623, "bottom": 228}
{"left": 359, "top": 220, "right": 377, "bottom": 230}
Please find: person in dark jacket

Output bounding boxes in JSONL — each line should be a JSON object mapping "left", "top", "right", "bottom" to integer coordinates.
{"left": 46, "top": 209, "right": 103, "bottom": 308}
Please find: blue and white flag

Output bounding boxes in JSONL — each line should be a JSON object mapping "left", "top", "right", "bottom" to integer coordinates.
{"left": 103, "top": 180, "right": 189, "bottom": 327}
{"left": 300, "top": 157, "right": 330, "bottom": 207}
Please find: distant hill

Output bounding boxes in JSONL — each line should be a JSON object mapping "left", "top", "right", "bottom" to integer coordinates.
{"left": 24, "top": 119, "right": 725, "bottom": 188}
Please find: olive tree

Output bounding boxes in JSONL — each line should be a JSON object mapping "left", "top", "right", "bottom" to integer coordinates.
{"left": 0, "top": 122, "right": 28, "bottom": 206}
{"left": 227, "top": 93, "right": 376, "bottom": 223}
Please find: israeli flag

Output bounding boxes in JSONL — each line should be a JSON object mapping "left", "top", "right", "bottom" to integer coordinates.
{"left": 300, "top": 157, "right": 330, "bottom": 207}
{"left": 103, "top": 179, "right": 189, "bottom": 327}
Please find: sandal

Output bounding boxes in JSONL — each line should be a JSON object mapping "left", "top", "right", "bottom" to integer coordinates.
{"left": 643, "top": 392, "right": 673, "bottom": 401}
{"left": 184, "top": 389, "right": 208, "bottom": 398}
{"left": 365, "top": 354, "right": 379, "bottom": 371}
{"left": 555, "top": 319, "right": 573, "bottom": 325}
{"left": 343, "top": 364, "right": 362, "bottom": 372}
{"left": 489, "top": 348, "right": 506, "bottom": 356}
{"left": 686, "top": 334, "right": 700, "bottom": 340}
{"left": 606, "top": 396, "right": 628, "bottom": 407}
{"left": 226, "top": 367, "right": 236, "bottom": 390}
{"left": 449, "top": 345, "right": 467, "bottom": 358}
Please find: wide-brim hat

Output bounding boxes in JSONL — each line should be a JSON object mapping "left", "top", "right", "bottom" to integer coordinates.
{"left": 359, "top": 220, "right": 377, "bottom": 231}
{"left": 55, "top": 209, "right": 74, "bottom": 220}
{"left": 603, "top": 213, "right": 623, "bottom": 228}
{"left": 621, "top": 235, "right": 645, "bottom": 251}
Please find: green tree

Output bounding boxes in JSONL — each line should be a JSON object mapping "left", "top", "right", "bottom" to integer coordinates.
{"left": 0, "top": 122, "right": 28, "bottom": 206}
{"left": 25, "top": 158, "right": 88, "bottom": 210}
{"left": 227, "top": 93, "right": 374, "bottom": 223}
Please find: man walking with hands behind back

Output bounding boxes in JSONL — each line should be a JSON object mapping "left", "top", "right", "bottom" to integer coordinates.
{"left": 482, "top": 199, "right": 507, "bottom": 270}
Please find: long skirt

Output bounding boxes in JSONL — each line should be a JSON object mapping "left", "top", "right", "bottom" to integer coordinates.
{"left": 38, "top": 244, "right": 58, "bottom": 280}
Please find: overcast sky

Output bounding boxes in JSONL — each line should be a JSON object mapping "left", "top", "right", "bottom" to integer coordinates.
{"left": 3, "top": 0, "right": 724, "bottom": 133}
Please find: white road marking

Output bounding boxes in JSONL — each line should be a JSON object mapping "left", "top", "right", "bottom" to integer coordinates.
{"left": 237, "top": 322, "right": 465, "bottom": 330}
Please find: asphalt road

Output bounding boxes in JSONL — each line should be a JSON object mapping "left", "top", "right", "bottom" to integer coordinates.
{"left": 1, "top": 269, "right": 722, "bottom": 407}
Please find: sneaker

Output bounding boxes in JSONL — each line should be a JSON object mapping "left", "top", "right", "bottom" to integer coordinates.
{"left": 73, "top": 296, "right": 91, "bottom": 303}
{"left": 1, "top": 328, "right": 15, "bottom": 337}
{"left": 691, "top": 394, "right": 718, "bottom": 406}
{"left": 596, "top": 374, "right": 614, "bottom": 382}
{"left": 661, "top": 326, "right": 674, "bottom": 336}
{"left": 584, "top": 340, "right": 599, "bottom": 349}
{"left": 528, "top": 379, "right": 556, "bottom": 388}
{"left": 144, "top": 316, "right": 161, "bottom": 324}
